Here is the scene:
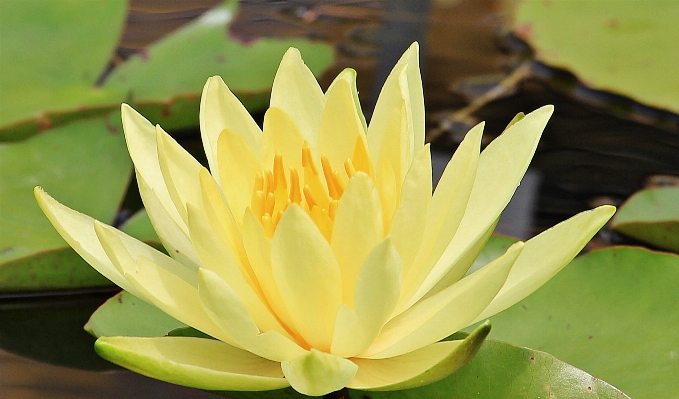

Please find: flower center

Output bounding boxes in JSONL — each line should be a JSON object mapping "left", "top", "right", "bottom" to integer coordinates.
{"left": 250, "top": 137, "right": 373, "bottom": 240}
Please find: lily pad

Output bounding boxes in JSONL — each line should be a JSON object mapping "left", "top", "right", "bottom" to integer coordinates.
{"left": 0, "top": 112, "right": 132, "bottom": 290}
{"left": 466, "top": 234, "right": 518, "bottom": 275}
{"left": 105, "top": 1, "right": 335, "bottom": 131}
{"left": 85, "top": 291, "right": 186, "bottom": 339}
{"left": 0, "top": 0, "right": 127, "bottom": 139}
{"left": 611, "top": 187, "right": 679, "bottom": 253}
{"left": 481, "top": 246, "right": 679, "bottom": 398}
{"left": 120, "top": 209, "right": 161, "bottom": 244}
{"left": 509, "top": 0, "right": 679, "bottom": 113}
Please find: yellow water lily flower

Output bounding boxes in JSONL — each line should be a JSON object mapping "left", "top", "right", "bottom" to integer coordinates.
{"left": 35, "top": 43, "right": 614, "bottom": 397}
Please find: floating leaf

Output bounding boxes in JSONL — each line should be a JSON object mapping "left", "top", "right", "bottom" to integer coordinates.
{"left": 466, "top": 235, "right": 518, "bottom": 275}
{"left": 120, "top": 209, "right": 160, "bottom": 244}
{"left": 85, "top": 291, "right": 186, "bottom": 339}
{"left": 105, "top": 1, "right": 335, "bottom": 130}
{"left": 481, "top": 246, "right": 679, "bottom": 398}
{"left": 509, "top": 0, "right": 679, "bottom": 113}
{"left": 0, "top": 0, "right": 127, "bottom": 139}
{"left": 611, "top": 187, "right": 679, "bottom": 253}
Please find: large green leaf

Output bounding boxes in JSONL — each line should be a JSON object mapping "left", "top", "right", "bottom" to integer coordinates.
{"left": 0, "top": 0, "right": 127, "bottom": 139}
{"left": 105, "top": 1, "right": 335, "bottom": 130}
{"left": 0, "top": 112, "right": 132, "bottom": 290}
{"left": 85, "top": 291, "right": 186, "bottom": 339}
{"left": 509, "top": 0, "right": 679, "bottom": 113}
{"left": 481, "top": 246, "right": 679, "bottom": 398}
{"left": 611, "top": 187, "right": 679, "bottom": 253}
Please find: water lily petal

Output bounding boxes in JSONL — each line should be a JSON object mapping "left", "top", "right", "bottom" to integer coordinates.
{"left": 414, "top": 105, "right": 554, "bottom": 302}
{"left": 473, "top": 205, "right": 616, "bottom": 322}
{"left": 317, "top": 77, "right": 366, "bottom": 170}
{"left": 95, "top": 336, "right": 288, "bottom": 391}
{"left": 34, "top": 188, "right": 135, "bottom": 295}
{"left": 377, "top": 98, "right": 411, "bottom": 188}
{"left": 198, "top": 268, "right": 307, "bottom": 362}
{"left": 270, "top": 48, "right": 325, "bottom": 148}
{"left": 93, "top": 222, "right": 231, "bottom": 344}
{"left": 399, "top": 123, "right": 482, "bottom": 311}
{"left": 331, "top": 173, "right": 383, "bottom": 307}
{"left": 121, "top": 104, "right": 183, "bottom": 230}
{"left": 362, "top": 242, "right": 523, "bottom": 359}
{"left": 272, "top": 205, "right": 342, "bottom": 351}
{"left": 349, "top": 322, "right": 490, "bottom": 390}
{"left": 261, "top": 107, "right": 305, "bottom": 172}
{"left": 331, "top": 238, "right": 401, "bottom": 358}
{"left": 156, "top": 126, "right": 203, "bottom": 224}
{"left": 136, "top": 172, "right": 201, "bottom": 268}
{"left": 325, "top": 68, "right": 367, "bottom": 133}
{"left": 200, "top": 76, "right": 262, "bottom": 183}
{"left": 217, "top": 128, "right": 260, "bottom": 225}
{"left": 389, "top": 145, "right": 432, "bottom": 278}
{"left": 282, "top": 349, "right": 358, "bottom": 397}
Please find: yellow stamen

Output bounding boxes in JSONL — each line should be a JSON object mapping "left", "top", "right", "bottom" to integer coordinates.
{"left": 344, "top": 158, "right": 356, "bottom": 178}
{"left": 289, "top": 167, "right": 302, "bottom": 204}
{"left": 332, "top": 171, "right": 346, "bottom": 196}
{"left": 262, "top": 214, "right": 275, "bottom": 238}
{"left": 329, "top": 199, "right": 338, "bottom": 220}
{"left": 303, "top": 185, "right": 317, "bottom": 209}
{"left": 265, "top": 192, "right": 275, "bottom": 216}
{"left": 321, "top": 154, "right": 339, "bottom": 200}
{"left": 352, "top": 136, "right": 373, "bottom": 177}
{"left": 251, "top": 190, "right": 265, "bottom": 220}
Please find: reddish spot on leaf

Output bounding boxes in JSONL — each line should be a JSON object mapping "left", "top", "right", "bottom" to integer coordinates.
{"left": 38, "top": 118, "right": 52, "bottom": 131}
{"left": 515, "top": 23, "right": 533, "bottom": 39}
{"left": 529, "top": 356, "right": 535, "bottom": 362}
{"left": 161, "top": 106, "right": 172, "bottom": 118}
{"left": 117, "top": 294, "right": 123, "bottom": 304}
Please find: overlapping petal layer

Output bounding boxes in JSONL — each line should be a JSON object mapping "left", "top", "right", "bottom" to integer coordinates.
{"left": 36, "top": 42, "right": 615, "bottom": 396}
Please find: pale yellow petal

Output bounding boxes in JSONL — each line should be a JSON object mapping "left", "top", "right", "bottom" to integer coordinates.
{"left": 136, "top": 172, "right": 201, "bottom": 268}
{"left": 474, "top": 205, "right": 615, "bottom": 322}
{"left": 376, "top": 158, "right": 398, "bottom": 234}
{"left": 395, "top": 42, "right": 425, "bottom": 151}
{"left": 271, "top": 205, "right": 342, "bottom": 351}
{"left": 377, "top": 99, "right": 410, "bottom": 187}
{"left": 282, "top": 349, "right": 357, "bottom": 397}
{"left": 331, "top": 238, "right": 401, "bottom": 358}
{"left": 414, "top": 105, "right": 554, "bottom": 302}
{"left": 325, "top": 68, "right": 367, "bottom": 133}
{"left": 349, "top": 325, "right": 487, "bottom": 391}
{"left": 34, "top": 188, "right": 138, "bottom": 296}
{"left": 317, "top": 77, "right": 366, "bottom": 170}
{"left": 331, "top": 173, "right": 383, "bottom": 307}
{"left": 399, "top": 124, "right": 482, "bottom": 311}
{"left": 261, "top": 107, "right": 305, "bottom": 172}
{"left": 198, "top": 269, "right": 307, "bottom": 362}
{"left": 121, "top": 104, "right": 183, "bottom": 229}
{"left": 200, "top": 76, "right": 262, "bottom": 182}
{"left": 389, "top": 145, "right": 432, "bottom": 278}
{"left": 155, "top": 126, "right": 203, "bottom": 224}
{"left": 93, "top": 223, "right": 232, "bottom": 345}
{"left": 217, "top": 128, "right": 260, "bottom": 225}
{"left": 95, "top": 336, "right": 288, "bottom": 391}
{"left": 362, "top": 242, "right": 523, "bottom": 359}
{"left": 270, "top": 48, "right": 325, "bottom": 148}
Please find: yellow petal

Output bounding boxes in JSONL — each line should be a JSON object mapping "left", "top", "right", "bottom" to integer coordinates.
{"left": 198, "top": 269, "right": 307, "bottom": 362}
{"left": 317, "top": 77, "right": 366, "bottom": 171}
{"left": 325, "top": 68, "right": 367, "bottom": 133}
{"left": 331, "top": 173, "right": 383, "bottom": 308}
{"left": 473, "top": 205, "right": 616, "bottom": 322}
{"left": 270, "top": 48, "right": 325, "bottom": 148}
{"left": 200, "top": 76, "right": 262, "bottom": 183}
{"left": 399, "top": 124, "right": 482, "bottom": 311}
{"left": 376, "top": 158, "right": 398, "bottom": 234}
{"left": 281, "top": 349, "right": 357, "bottom": 397}
{"left": 242, "top": 209, "right": 300, "bottom": 340}
{"left": 377, "top": 99, "right": 410, "bottom": 187}
{"left": 362, "top": 242, "right": 523, "bottom": 359}
{"left": 136, "top": 172, "right": 201, "bottom": 268}
{"left": 414, "top": 105, "right": 554, "bottom": 303}
{"left": 349, "top": 322, "right": 490, "bottom": 390}
{"left": 156, "top": 126, "right": 203, "bottom": 224}
{"left": 389, "top": 145, "right": 432, "bottom": 279}
{"left": 261, "top": 107, "right": 305, "bottom": 172}
{"left": 93, "top": 222, "right": 232, "bottom": 345}
{"left": 271, "top": 205, "right": 342, "bottom": 351}
{"left": 95, "top": 336, "right": 288, "bottom": 391}
{"left": 331, "top": 238, "right": 401, "bottom": 358}
{"left": 34, "top": 188, "right": 137, "bottom": 296}
{"left": 121, "top": 104, "right": 183, "bottom": 229}
{"left": 217, "top": 128, "right": 260, "bottom": 225}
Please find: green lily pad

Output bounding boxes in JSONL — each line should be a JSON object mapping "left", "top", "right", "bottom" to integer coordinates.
{"left": 467, "top": 234, "right": 518, "bottom": 275}
{"left": 481, "top": 246, "right": 679, "bottom": 398}
{"left": 120, "top": 209, "right": 161, "bottom": 244}
{"left": 105, "top": 1, "right": 335, "bottom": 131}
{"left": 509, "top": 0, "right": 679, "bottom": 113}
{"left": 85, "top": 291, "right": 186, "bottom": 338}
{"left": 0, "top": 0, "right": 127, "bottom": 140}
{"left": 0, "top": 112, "right": 132, "bottom": 290}
{"left": 611, "top": 187, "right": 679, "bottom": 253}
